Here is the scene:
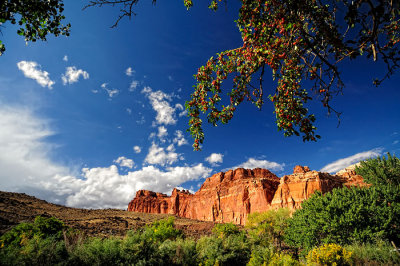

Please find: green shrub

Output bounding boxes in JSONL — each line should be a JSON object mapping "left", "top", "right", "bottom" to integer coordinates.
{"left": 345, "top": 240, "right": 400, "bottom": 265}
{"left": 285, "top": 185, "right": 400, "bottom": 251}
{"left": 68, "top": 237, "right": 122, "bottom": 266}
{"left": 197, "top": 232, "right": 250, "bottom": 266}
{"left": 355, "top": 152, "right": 400, "bottom": 186}
{"left": 246, "top": 208, "right": 290, "bottom": 248}
{"left": 0, "top": 235, "right": 68, "bottom": 266}
{"left": 143, "top": 216, "right": 182, "bottom": 243}
{"left": 268, "top": 252, "right": 299, "bottom": 266}
{"left": 247, "top": 245, "right": 274, "bottom": 266}
{"left": 306, "top": 243, "right": 352, "bottom": 266}
{"left": 158, "top": 238, "right": 197, "bottom": 265}
{"left": 212, "top": 223, "right": 240, "bottom": 238}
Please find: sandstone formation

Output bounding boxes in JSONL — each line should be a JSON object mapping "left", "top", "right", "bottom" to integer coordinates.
{"left": 128, "top": 166, "right": 366, "bottom": 225}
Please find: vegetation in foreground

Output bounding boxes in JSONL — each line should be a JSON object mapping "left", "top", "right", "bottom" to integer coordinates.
{"left": 1, "top": 154, "right": 399, "bottom": 265}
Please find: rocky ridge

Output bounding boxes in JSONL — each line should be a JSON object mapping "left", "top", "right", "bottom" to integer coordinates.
{"left": 128, "top": 165, "right": 365, "bottom": 225}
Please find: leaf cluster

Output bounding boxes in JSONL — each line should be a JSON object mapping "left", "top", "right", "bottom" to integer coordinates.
{"left": 0, "top": 0, "right": 70, "bottom": 55}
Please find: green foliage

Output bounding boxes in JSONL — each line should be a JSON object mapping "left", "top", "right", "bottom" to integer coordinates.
{"left": 158, "top": 238, "right": 198, "bottom": 266}
{"left": 143, "top": 216, "right": 182, "bottom": 243}
{"left": 268, "top": 252, "right": 299, "bottom": 266}
{"left": 69, "top": 237, "right": 123, "bottom": 266}
{"left": 247, "top": 245, "right": 274, "bottom": 266}
{"left": 196, "top": 232, "right": 250, "bottom": 266}
{"left": 212, "top": 222, "right": 240, "bottom": 238}
{"left": 285, "top": 185, "right": 400, "bottom": 251}
{"left": 355, "top": 153, "right": 400, "bottom": 186}
{"left": 246, "top": 208, "right": 290, "bottom": 248}
{"left": 0, "top": 216, "right": 65, "bottom": 248}
{"left": 0, "top": 0, "right": 70, "bottom": 55}
{"left": 345, "top": 240, "right": 400, "bottom": 265}
{"left": 306, "top": 243, "right": 352, "bottom": 266}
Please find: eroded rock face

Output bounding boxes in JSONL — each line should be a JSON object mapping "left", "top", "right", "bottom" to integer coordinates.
{"left": 270, "top": 167, "right": 344, "bottom": 210}
{"left": 128, "top": 166, "right": 366, "bottom": 225}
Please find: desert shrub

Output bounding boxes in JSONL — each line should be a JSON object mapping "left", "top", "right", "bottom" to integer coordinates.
{"left": 68, "top": 237, "right": 123, "bottom": 266}
{"left": 0, "top": 235, "right": 68, "bottom": 266}
{"left": 197, "top": 231, "right": 250, "bottom": 266}
{"left": 0, "top": 216, "right": 65, "bottom": 248}
{"left": 158, "top": 238, "right": 197, "bottom": 265}
{"left": 0, "top": 216, "right": 68, "bottom": 266}
{"left": 345, "top": 240, "right": 400, "bottom": 265}
{"left": 212, "top": 223, "right": 240, "bottom": 238}
{"left": 355, "top": 153, "right": 400, "bottom": 186}
{"left": 246, "top": 208, "right": 290, "bottom": 248}
{"left": 247, "top": 245, "right": 274, "bottom": 266}
{"left": 285, "top": 185, "right": 400, "bottom": 251}
{"left": 306, "top": 243, "right": 352, "bottom": 266}
{"left": 268, "top": 252, "right": 299, "bottom": 266}
{"left": 143, "top": 216, "right": 182, "bottom": 243}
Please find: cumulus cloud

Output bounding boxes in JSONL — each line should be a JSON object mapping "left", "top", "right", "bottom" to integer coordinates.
{"left": 173, "top": 130, "right": 188, "bottom": 146}
{"left": 320, "top": 148, "right": 383, "bottom": 173}
{"left": 17, "top": 61, "right": 55, "bottom": 89}
{"left": 0, "top": 104, "right": 212, "bottom": 209}
{"left": 157, "top": 126, "right": 168, "bottom": 141}
{"left": 129, "top": 80, "right": 139, "bottom": 91}
{"left": 125, "top": 67, "right": 135, "bottom": 76}
{"left": 62, "top": 66, "right": 89, "bottom": 85}
{"left": 145, "top": 142, "right": 181, "bottom": 166}
{"left": 63, "top": 55, "right": 68, "bottom": 62}
{"left": 65, "top": 163, "right": 211, "bottom": 209}
{"left": 133, "top": 146, "right": 141, "bottom": 153}
{"left": 101, "top": 83, "right": 119, "bottom": 98}
{"left": 114, "top": 156, "right": 134, "bottom": 169}
{"left": 205, "top": 153, "right": 224, "bottom": 165}
{"left": 230, "top": 158, "right": 285, "bottom": 171}
{"left": 142, "top": 87, "right": 177, "bottom": 125}
{"left": 0, "top": 105, "right": 74, "bottom": 203}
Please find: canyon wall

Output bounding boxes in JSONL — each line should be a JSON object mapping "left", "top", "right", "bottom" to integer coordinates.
{"left": 127, "top": 166, "right": 365, "bottom": 225}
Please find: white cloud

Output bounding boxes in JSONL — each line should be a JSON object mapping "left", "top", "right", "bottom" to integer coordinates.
{"left": 101, "top": 83, "right": 119, "bottom": 98}
{"left": 320, "top": 148, "right": 383, "bottom": 173}
{"left": 133, "top": 146, "right": 141, "bottom": 153}
{"left": 393, "top": 140, "right": 399, "bottom": 145}
{"left": 0, "top": 104, "right": 212, "bottom": 209}
{"left": 114, "top": 156, "right": 134, "bottom": 169}
{"left": 0, "top": 104, "right": 75, "bottom": 203}
{"left": 145, "top": 142, "right": 180, "bottom": 166}
{"left": 142, "top": 86, "right": 177, "bottom": 125}
{"left": 125, "top": 67, "right": 135, "bottom": 76}
{"left": 126, "top": 108, "right": 132, "bottom": 115}
{"left": 173, "top": 130, "right": 188, "bottom": 146}
{"left": 157, "top": 126, "right": 168, "bottom": 141}
{"left": 17, "top": 61, "right": 55, "bottom": 89}
{"left": 65, "top": 163, "right": 211, "bottom": 209}
{"left": 168, "top": 75, "right": 173, "bottom": 81}
{"left": 205, "top": 153, "right": 224, "bottom": 165}
{"left": 230, "top": 158, "right": 285, "bottom": 171}
{"left": 129, "top": 80, "right": 139, "bottom": 91}
{"left": 63, "top": 55, "right": 68, "bottom": 62}
{"left": 62, "top": 66, "right": 89, "bottom": 85}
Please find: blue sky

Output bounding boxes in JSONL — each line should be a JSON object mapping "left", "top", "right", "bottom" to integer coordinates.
{"left": 0, "top": 1, "right": 399, "bottom": 209}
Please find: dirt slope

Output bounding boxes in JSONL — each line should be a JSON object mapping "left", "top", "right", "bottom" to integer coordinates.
{"left": 0, "top": 191, "right": 215, "bottom": 238}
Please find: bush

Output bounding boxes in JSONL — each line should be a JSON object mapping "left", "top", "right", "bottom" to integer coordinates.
{"left": 246, "top": 208, "right": 290, "bottom": 248}
{"left": 345, "top": 240, "right": 400, "bottom": 265}
{"left": 158, "top": 238, "right": 197, "bottom": 265}
{"left": 355, "top": 152, "right": 400, "bottom": 186}
{"left": 143, "top": 216, "right": 182, "bottom": 243}
{"left": 284, "top": 185, "right": 400, "bottom": 251}
{"left": 306, "top": 243, "right": 352, "bottom": 266}
{"left": 247, "top": 245, "right": 274, "bottom": 266}
{"left": 212, "top": 223, "right": 240, "bottom": 238}
{"left": 197, "top": 232, "right": 250, "bottom": 266}
{"left": 268, "top": 252, "right": 299, "bottom": 266}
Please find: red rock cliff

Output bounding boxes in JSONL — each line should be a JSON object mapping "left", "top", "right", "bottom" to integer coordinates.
{"left": 128, "top": 166, "right": 365, "bottom": 225}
